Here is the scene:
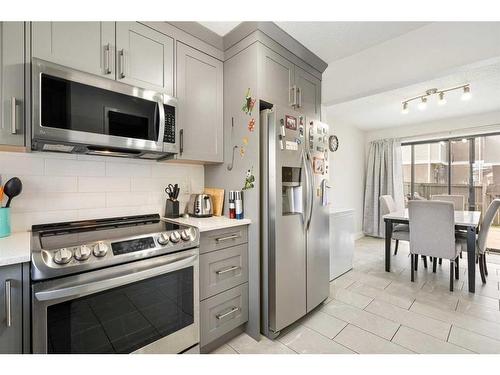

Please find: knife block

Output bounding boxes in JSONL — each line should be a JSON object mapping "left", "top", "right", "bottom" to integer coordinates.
{"left": 164, "top": 199, "right": 180, "bottom": 218}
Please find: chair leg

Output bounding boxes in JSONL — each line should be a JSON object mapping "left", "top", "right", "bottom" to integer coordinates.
{"left": 478, "top": 254, "right": 486, "bottom": 284}
{"left": 483, "top": 253, "right": 488, "bottom": 276}
{"left": 422, "top": 256, "right": 427, "bottom": 269}
{"left": 455, "top": 256, "right": 459, "bottom": 280}
{"left": 414, "top": 254, "right": 418, "bottom": 271}
{"left": 449, "top": 260, "right": 454, "bottom": 292}
{"left": 394, "top": 240, "right": 399, "bottom": 255}
{"left": 411, "top": 254, "right": 415, "bottom": 282}
{"left": 439, "top": 258, "right": 442, "bottom": 265}
{"left": 432, "top": 257, "right": 437, "bottom": 273}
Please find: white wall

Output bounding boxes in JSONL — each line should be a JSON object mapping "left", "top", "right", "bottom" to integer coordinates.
{"left": 0, "top": 151, "right": 204, "bottom": 232}
{"left": 325, "top": 106, "right": 366, "bottom": 236}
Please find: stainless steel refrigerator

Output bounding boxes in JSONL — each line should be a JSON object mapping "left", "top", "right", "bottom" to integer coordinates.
{"left": 260, "top": 107, "right": 331, "bottom": 338}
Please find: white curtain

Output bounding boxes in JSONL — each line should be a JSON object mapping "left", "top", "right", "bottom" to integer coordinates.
{"left": 363, "top": 138, "right": 404, "bottom": 237}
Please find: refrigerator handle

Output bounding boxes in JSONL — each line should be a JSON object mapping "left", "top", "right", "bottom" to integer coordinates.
{"left": 302, "top": 149, "right": 309, "bottom": 227}
{"left": 305, "top": 150, "right": 314, "bottom": 231}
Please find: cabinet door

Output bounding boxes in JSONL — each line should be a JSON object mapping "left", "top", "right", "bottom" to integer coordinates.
{"left": 32, "top": 22, "right": 115, "bottom": 78}
{"left": 176, "top": 42, "right": 223, "bottom": 163}
{"left": 0, "top": 22, "right": 25, "bottom": 146}
{"left": 260, "top": 45, "right": 295, "bottom": 107}
{"left": 116, "top": 22, "right": 173, "bottom": 95}
{"left": 295, "top": 65, "right": 321, "bottom": 120}
{"left": 0, "top": 264, "right": 23, "bottom": 354}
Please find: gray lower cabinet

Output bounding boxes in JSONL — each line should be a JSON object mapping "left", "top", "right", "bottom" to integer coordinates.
{"left": 199, "top": 225, "right": 249, "bottom": 349}
{"left": 176, "top": 42, "right": 223, "bottom": 163}
{"left": 32, "top": 22, "right": 115, "bottom": 78}
{"left": 0, "top": 22, "right": 25, "bottom": 146}
{"left": 116, "top": 22, "right": 174, "bottom": 95}
{"left": 0, "top": 264, "right": 23, "bottom": 353}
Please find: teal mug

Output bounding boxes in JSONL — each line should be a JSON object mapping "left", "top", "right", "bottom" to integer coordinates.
{"left": 0, "top": 208, "right": 11, "bottom": 238}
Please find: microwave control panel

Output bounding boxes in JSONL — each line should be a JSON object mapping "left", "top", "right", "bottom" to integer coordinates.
{"left": 164, "top": 105, "right": 176, "bottom": 144}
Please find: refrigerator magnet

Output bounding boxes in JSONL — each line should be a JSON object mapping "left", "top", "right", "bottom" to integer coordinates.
{"left": 241, "top": 88, "right": 256, "bottom": 115}
{"left": 313, "top": 157, "right": 325, "bottom": 175}
{"left": 285, "top": 115, "right": 297, "bottom": 130}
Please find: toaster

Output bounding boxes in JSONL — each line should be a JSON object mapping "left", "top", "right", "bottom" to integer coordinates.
{"left": 187, "top": 194, "right": 213, "bottom": 217}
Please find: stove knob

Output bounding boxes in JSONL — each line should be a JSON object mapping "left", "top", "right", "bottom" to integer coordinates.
{"left": 169, "top": 231, "right": 181, "bottom": 243}
{"left": 74, "top": 245, "right": 91, "bottom": 261}
{"left": 54, "top": 248, "right": 73, "bottom": 265}
{"left": 93, "top": 242, "right": 109, "bottom": 257}
{"left": 180, "top": 230, "right": 191, "bottom": 241}
{"left": 158, "top": 232, "right": 170, "bottom": 245}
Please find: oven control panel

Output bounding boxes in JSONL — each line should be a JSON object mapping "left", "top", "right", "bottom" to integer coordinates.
{"left": 111, "top": 237, "right": 156, "bottom": 255}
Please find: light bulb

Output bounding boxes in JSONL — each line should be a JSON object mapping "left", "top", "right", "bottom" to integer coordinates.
{"left": 401, "top": 102, "right": 409, "bottom": 114}
{"left": 438, "top": 92, "right": 447, "bottom": 105}
{"left": 461, "top": 86, "right": 471, "bottom": 101}
{"left": 418, "top": 97, "right": 427, "bottom": 111}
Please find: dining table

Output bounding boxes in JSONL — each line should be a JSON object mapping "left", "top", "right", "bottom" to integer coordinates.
{"left": 383, "top": 209, "right": 481, "bottom": 293}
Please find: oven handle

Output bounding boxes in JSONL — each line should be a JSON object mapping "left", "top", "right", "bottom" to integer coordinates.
{"left": 34, "top": 253, "right": 197, "bottom": 302}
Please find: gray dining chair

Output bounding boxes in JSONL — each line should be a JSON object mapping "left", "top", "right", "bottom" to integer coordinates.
{"left": 457, "top": 199, "right": 500, "bottom": 283}
{"left": 380, "top": 195, "right": 409, "bottom": 255}
{"left": 431, "top": 194, "right": 465, "bottom": 210}
{"left": 408, "top": 200, "right": 462, "bottom": 291}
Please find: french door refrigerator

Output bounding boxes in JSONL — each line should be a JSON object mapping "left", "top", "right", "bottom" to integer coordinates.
{"left": 260, "top": 107, "right": 330, "bottom": 338}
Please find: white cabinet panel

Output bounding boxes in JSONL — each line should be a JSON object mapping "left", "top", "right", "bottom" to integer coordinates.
{"left": 176, "top": 42, "right": 223, "bottom": 163}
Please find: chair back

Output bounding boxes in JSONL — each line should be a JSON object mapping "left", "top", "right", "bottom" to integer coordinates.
{"left": 409, "top": 200, "right": 455, "bottom": 259}
{"left": 431, "top": 194, "right": 464, "bottom": 210}
{"left": 380, "top": 195, "right": 397, "bottom": 215}
{"left": 477, "top": 199, "right": 500, "bottom": 254}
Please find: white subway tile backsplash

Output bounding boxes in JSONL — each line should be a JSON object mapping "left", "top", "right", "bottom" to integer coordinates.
{"left": 1, "top": 151, "right": 204, "bottom": 231}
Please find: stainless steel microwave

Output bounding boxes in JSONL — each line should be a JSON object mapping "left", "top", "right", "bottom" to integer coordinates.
{"left": 31, "top": 58, "right": 177, "bottom": 160}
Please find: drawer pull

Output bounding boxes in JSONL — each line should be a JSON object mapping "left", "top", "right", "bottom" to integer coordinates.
{"left": 215, "top": 234, "right": 240, "bottom": 242}
{"left": 216, "top": 306, "right": 240, "bottom": 320}
{"left": 216, "top": 266, "right": 240, "bottom": 275}
{"left": 5, "top": 279, "right": 12, "bottom": 327}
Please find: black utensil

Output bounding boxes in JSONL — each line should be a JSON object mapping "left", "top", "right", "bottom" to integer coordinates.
{"left": 4, "top": 177, "right": 22, "bottom": 208}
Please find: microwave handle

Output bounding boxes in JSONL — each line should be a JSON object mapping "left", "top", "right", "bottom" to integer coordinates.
{"left": 34, "top": 253, "right": 197, "bottom": 302}
{"left": 157, "top": 100, "right": 166, "bottom": 144}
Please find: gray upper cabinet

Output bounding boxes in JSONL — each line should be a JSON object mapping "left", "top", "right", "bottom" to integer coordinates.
{"left": 116, "top": 22, "right": 174, "bottom": 95}
{"left": 32, "top": 22, "right": 115, "bottom": 78}
{"left": 0, "top": 264, "right": 23, "bottom": 354}
{"left": 260, "top": 46, "right": 294, "bottom": 107}
{"left": 294, "top": 65, "right": 321, "bottom": 120}
{"left": 0, "top": 22, "right": 25, "bottom": 147}
{"left": 176, "top": 42, "right": 223, "bottom": 163}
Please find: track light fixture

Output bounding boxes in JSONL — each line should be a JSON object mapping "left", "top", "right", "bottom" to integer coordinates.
{"left": 400, "top": 84, "right": 470, "bottom": 114}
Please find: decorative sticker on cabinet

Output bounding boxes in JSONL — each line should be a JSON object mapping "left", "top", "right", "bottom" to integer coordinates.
{"left": 239, "top": 146, "right": 246, "bottom": 158}
{"left": 243, "top": 167, "right": 256, "bottom": 190}
{"left": 242, "top": 137, "right": 249, "bottom": 146}
{"left": 285, "top": 115, "right": 297, "bottom": 130}
{"left": 247, "top": 118, "right": 255, "bottom": 132}
{"left": 242, "top": 88, "right": 256, "bottom": 116}
{"left": 313, "top": 157, "right": 325, "bottom": 175}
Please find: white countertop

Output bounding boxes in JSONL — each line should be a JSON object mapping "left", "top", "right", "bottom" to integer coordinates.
{"left": 164, "top": 216, "right": 251, "bottom": 232}
{"left": 0, "top": 231, "right": 31, "bottom": 267}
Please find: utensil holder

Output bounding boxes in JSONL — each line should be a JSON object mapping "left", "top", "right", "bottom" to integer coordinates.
{"left": 165, "top": 199, "right": 180, "bottom": 218}
{"left": 0, "top": 208, "right": 11, "bottom": 238}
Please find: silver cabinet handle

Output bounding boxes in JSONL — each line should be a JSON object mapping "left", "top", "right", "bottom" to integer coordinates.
{"left": 104, "top": 43, "right": 111, "bottom": 74}
{"left": 216, "top": 265, "right": 240, "bottom": 275}
{"left": 11, "top": 97, "right": 17, "bottom": 134}
{"left": 216, "top": 306, "right": 240, "bottom": 320}
{"left": 179, "top": 129, "right": 184, "bottom": 155}
{"left": 290, "top": 85, "right": 298, "bottom": 108}
{"left": 297, "top": 87, "right": 302, "bottom": 108}
{"left": 215, "top": 234, "right": 239, "bottom": 242}
{"left": 119, "top": 49, "right": 125, "bottom": 78}
{"left": 5, "top": 280, "right": 12, "bottom": 327}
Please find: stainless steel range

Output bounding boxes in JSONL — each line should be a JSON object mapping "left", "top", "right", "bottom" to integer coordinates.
{"left": 30, "top": 214, "right": 200, "bottom": 354}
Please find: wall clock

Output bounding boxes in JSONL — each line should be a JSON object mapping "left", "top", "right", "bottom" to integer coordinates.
{"left": 328, "top": 135, "right": 339, "bottom": 152}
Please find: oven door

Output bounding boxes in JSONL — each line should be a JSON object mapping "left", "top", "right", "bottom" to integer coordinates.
{"left": 32, "top": 58, "right": 173, "bottom": 154}
{"left": 32, "top": 249, "right": 199, "bottom": 354}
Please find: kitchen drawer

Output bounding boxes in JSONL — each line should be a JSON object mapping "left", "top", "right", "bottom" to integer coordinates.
{"left": 200, "top": 226, "right": 248, "bottom": 254}
{"left": 200, "top": 283, "right": 248, "bottom": 346}
{"left": 200, "top": 244, "right": 248, "bottom": 300}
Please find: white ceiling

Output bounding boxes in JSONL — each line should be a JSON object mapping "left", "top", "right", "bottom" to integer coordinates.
{"left": 198, "top": 22, "right": 241, "bottom": 36}
{"left": 275, "top": 22, "right": 429, "bottom": 63}
{"left": 328, "top": 59, "right": 500, "bottom": 131}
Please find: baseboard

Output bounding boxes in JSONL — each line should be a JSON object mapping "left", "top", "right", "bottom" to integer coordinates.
{"left": 353, "top": 232, "right": 364, "bottom": 240}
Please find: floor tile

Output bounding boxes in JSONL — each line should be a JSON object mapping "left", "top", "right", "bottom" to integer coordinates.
{"left": 322, "top": 300, "right": 399, "bottom": 340}
{"left": 226, "top": 333, "right": 295, "bottom": 354}
{"left": 330, "top": 273, "right": 356, "bottom": 289}
{"left": 210, "top": 344, "right": 238, "bottom": 354}
{"left": 330, "top": 286, "right": 373, "bottom": 309}
{"left": 387, "top": 281, "right": 459, "bottom": 311}
{"left": 456, "top": 300, "right": 500, "bottom": 324}
{"left": 392, "top": 326, "right": 471, "bottom": 354}
{"left": 448, "top": 326, "right": 500, "bottom": 354}
{"left": 301, "top": 310, "right": 348, "bottom": 339}
{"left": 348, "top": 281, "right": 414, "bottom": 309}
{"left": 333, "top": 324, "right": 412, "bottom": 354}
{"left": 365, "top": 299, "right": 451, "bottom": 340}
{"left": 279, "top": 325, "right": 354, "bottom": 354}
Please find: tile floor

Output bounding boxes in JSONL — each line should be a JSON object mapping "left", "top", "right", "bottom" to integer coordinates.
{"left": 211, "top": 236, "right": 500, "bottom": 354}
